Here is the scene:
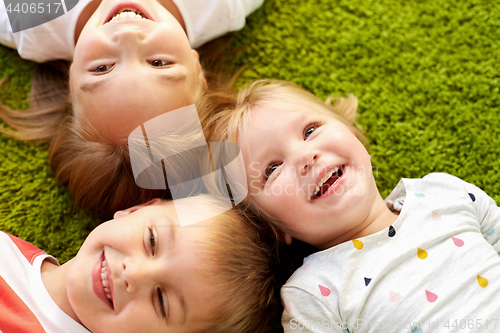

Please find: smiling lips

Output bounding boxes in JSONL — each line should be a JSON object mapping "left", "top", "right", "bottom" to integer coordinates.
{"left": 109, "top": 9, "right": 147, "bottom": 22}
{"left": 100, "top": 259, "right": 113, "bottom": 303}
{"left": 93, "top": 252, "right": 114, "bottom": 309}
{"left": 312, "top": 166, "right": 344, "bottom": 198}
{"left": 104, "top": 2, "right": 154, "bottom": 24}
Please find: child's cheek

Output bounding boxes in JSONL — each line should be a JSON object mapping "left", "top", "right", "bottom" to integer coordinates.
{"left": 268, "top": 182, "right": 297, "bottom": 212}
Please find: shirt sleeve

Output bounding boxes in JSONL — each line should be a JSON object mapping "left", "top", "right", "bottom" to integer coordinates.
{"left": 462, "top": 180, "right": 500, "bottom": 252}
{"left": 425, "top": 173, "right": 500, "bottom": 252}
{"left": 281, "top": 287, "right": 345, "bottom": 333}
{"left": 239, "top": 0, "right": 264, "bottom": 16}
{"left": 0, "top": 0, "right": 17, "bottom": 49}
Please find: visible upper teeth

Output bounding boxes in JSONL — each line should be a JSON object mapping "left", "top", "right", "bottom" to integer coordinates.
{"left": 109, "top": 9, "right": 146, "bottom": 22}
{"left": 314, "top": 167, "right": 339, "bottom": 194}
{"left": 101, "top": 259, "right": 113, "bottom": 302}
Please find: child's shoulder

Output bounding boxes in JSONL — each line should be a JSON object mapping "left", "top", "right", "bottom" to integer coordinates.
{"left": 0, "top": 0, "right": 93, "bottom": 62}
{"left": 419, "top": 172, "right": 482, "bottom": 196}
{"left": 282, "top": 246, "right": 341, "bottom": 291}
{"left": 386, "top": 173, "right": 476, "bottom": 208}
{"left": 395, "top": 172, "right": 474, "bottom": 194}
{"left": 0, "top": 231, "right": 47, "bottom": 264}
{"left": 174, "top": 0, "right": 264, "bottom": 48}
{"left": 422, "top": 172, "right": 467, "bottom": 184}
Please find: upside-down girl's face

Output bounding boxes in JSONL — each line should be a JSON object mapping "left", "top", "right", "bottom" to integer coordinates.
{"left": 70, "top": 0, "right": 205, "bottom": 144}
{"left": 65, "top": 202, "right": 222, "bottom": 333}
{"left": 238, "top": 102, "right": 380, "bottom": 250}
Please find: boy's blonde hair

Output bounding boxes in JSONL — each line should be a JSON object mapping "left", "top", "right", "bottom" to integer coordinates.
{"left": 166, "top": 196, "right": 279, "bottom": 333}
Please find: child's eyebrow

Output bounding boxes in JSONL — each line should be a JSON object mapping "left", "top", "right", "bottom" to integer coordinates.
{"left": 80, "top": 78, "right": 109, "bottom": 92}
{"left": 177, "top": 293, "right": 188, "bottom": 325}
{"left": 157, "top": 73, "right": 188, "bottom": 85}
{"left": 157, "top": 217, "right": 188, "bottom": 324}
{"left": 157, "top": 216, "right": 176, "bottom": 245}
{"left": 168, "top": 219, "right": 177, "bottom": 244}
{"left": 164, "top": 222, "right": 189, "bottom": 326}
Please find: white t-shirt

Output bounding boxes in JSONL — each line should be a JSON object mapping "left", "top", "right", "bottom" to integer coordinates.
{"left": 0, "top": 0, "right": 264, "bottom": 62}
{"left": 0, "top": 231, "right": 90, "bottom": 333}
{"left": 174, "top": 0, "right": 263, "bottom": 48}
{"left": 0, "top": 0, "right": 92, "bottom": 62}
{"left": 281, "top": 173, "right": 500, "bottom": 332}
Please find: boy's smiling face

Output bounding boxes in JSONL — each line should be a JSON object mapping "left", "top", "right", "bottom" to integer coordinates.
{"left": 70, "top": 0, "right": 205, "bottom": 143}
{"left": 238, "top": 103, "right": 380, "bottom": 249}
{"left": 65, "top": 202, "right": 222, "bottom": 333}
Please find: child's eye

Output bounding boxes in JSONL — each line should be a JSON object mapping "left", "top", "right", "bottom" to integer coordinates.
{"left": 304, "top": 122, "right": 321, "bottom": 139}
{"left": 264, "top": 163, "right": 282, "bottom": 182}
{"left": 91, "top": 64, "right": 113, "bottom": 73}
{"left": 148, "top": 227, "right": 156, "bottom": 256}
{"left": 157, "top": 287, "right": 168, "bottom": 319}
{"left": 148, "top": 59, "right": 174, "bottom": 67}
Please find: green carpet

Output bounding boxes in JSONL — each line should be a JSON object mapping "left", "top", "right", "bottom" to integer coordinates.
{"left": 1, "top": 0, "right": 500, "bottom": 331}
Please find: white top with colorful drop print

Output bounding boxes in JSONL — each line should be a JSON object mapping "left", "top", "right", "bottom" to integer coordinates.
{"left": 281, "top": 173, "right": 500, "bottom": 333}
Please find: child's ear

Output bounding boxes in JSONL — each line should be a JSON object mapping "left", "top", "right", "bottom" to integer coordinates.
{"left": 68, "top": 64, "right": 74, "bottom": 100}
{"left": 192, "top": 49, "right": 207, "bottom": 89}
{"left": 283, "top": 233, "right": 293, "bottom": 245}
{"left": 276, "top": 229, "right": 293, "bottom": 245}
{"left": 113, "top": 198, "right": 162, "bottom": 219}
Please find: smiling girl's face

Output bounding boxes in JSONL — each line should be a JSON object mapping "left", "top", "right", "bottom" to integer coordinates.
{"left": 65, "top": 202, "right": 222, "bottom": 333}
{"left": 238, "top": 102, "right": 382, "bottom": 250}
{"left": 70, "top": 0, "right": 205, "bottom": 143}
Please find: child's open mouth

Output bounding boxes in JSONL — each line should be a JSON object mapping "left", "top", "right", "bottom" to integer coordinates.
{"left": 108, "top": 9, "right": 147, "bottom": 22}
{"left": 312, "top": 166, "right": 344, "bottom": 199}
{"left": 104, "top": 3, "right": 154, "bottom": 24}
{"left": 100, "top": 258, "right": 114, "bottom": 306}
{"left": 93, "top": 252, "right": 114, "bottom": 309}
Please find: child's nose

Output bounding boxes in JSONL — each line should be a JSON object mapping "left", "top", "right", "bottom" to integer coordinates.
{"left": 112, "top": 29, "right": 147, "bottom": 44}
{"left": 122, "top": 258, "right": 161, "bottom": 293}
{"left": 299, "top": 151, "right": 318, "bottom": 176}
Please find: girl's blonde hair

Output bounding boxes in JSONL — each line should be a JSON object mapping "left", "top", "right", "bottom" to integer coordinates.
{"left": 205, "top": 79, "right": 369, "bottom": 147}
{"left": 0, "top": 61, "right": 70, "bottom": 141}
{"left": 0, "top": 61, "right": 171, "bottom": 219}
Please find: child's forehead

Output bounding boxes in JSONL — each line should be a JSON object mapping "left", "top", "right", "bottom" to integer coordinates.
{"left": 149, "top": 202, "right": 178, "bottom": 221}
{"left": 251, "top": 99, "right": 335, "bottom": 123}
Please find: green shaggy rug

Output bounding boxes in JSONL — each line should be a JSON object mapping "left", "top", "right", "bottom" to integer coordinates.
{"left": 1, "top": 0, "right": 500, "bottom": 331}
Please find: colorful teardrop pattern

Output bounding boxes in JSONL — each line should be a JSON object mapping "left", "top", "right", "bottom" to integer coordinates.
{"left": 319, "top": 285, "right": 331, "bottom": 297}
{"left": 485, "top": 228, "right": 495, "bottom": 236}
{"left": 477, "top": 275, "right": 488, "bottom": 288}
{"left": 425, "top": 290, "right": 438, "bottom": 302}
{"left": 452, "top": 237, "right": 464, "bottom": 247}
{"left": 352, "top": 239, "right": 364, "bottom": 250}
{"left": 417, "top": 248, "right": 428, "bottom": 259}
